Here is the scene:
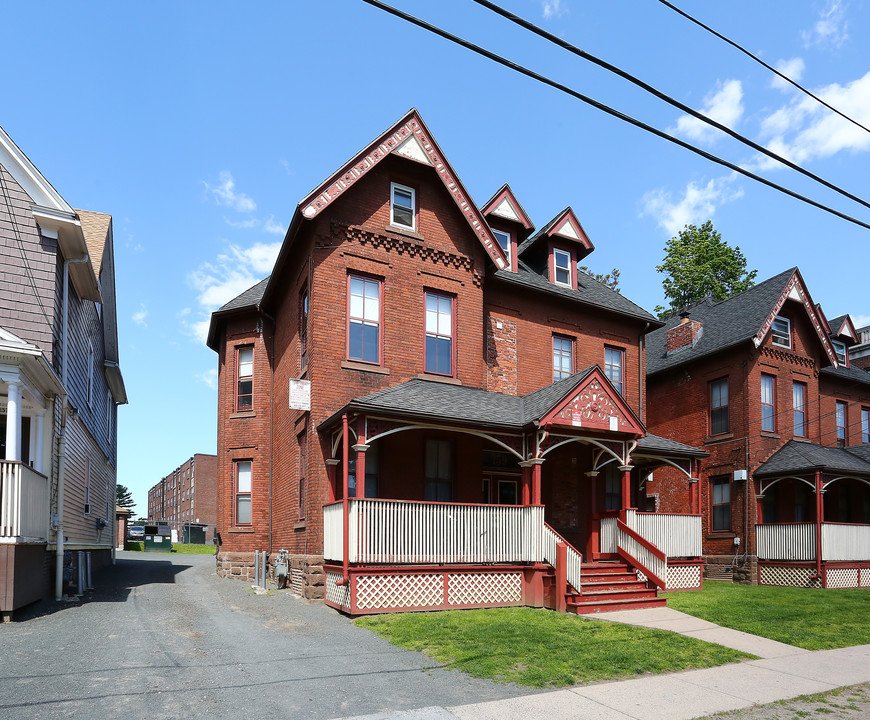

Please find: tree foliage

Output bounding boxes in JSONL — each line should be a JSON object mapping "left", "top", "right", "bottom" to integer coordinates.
{"left": 655, "top": 221, "right": 756, "bottom": 318}
{"left": 579, "top": 265, "right": 621, "bottom": 293}
{"left": 116, "top": 484, "right": 136, "bottom": 510}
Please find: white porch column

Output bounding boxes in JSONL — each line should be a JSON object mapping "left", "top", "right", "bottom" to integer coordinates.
{"left": 5, "top": 380, "right": 21, "bottom": 462}
{"left": 34, "top": 411, "right": 45, "bottom": 474}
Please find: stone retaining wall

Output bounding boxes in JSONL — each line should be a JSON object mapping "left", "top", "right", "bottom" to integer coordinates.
{"left": 216, "top": 551, "right": 324, "bottom": 599}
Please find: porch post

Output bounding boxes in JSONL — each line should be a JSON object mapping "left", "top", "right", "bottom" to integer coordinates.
{"left": 689, "top": 477, "right": 699, "bottom": 516}
{"left": 586, "top": 471, "right": 599, "bottom": 562}
{"left": 5, "top": 379, "right": 21, "bottom": 462}
{"left": 618, "top": 464, "right": 634, "bottom": 522}
{"left": 519, "top": 461, "right": 533, "bottom": 506}
{"left": 814, "top": 470, "right": 824, "bottom": 585}
{"left": 325, "top": 459, "right": 340, "bottom": 503}
{"left": 353, "top": 417, "right": 367, "bottom": 499}
{"left": 529, "top": 458, "right": 544, "bottom": 505}
{"left": 339, "top": 414, "right": 350, "bottom": 585}
{"left": 34, "top": 410, "right": 45, "bottom": 474}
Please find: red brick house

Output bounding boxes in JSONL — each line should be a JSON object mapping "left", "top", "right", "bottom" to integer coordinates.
{"left": 207, "top": 109, "right": 706, "bottom": 615}
{"left": 646, "top": 268, "right": 870, "bottom": 588}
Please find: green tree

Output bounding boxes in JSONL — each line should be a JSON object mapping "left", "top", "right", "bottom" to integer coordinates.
{"left": 655, "top": 220, "right": 756, "bottom": 318}
{"left": 579, "top": 265, "right": 621, "bottom": 293}
{"left": 116, "top": 484, "right": 136, "bottom": 511}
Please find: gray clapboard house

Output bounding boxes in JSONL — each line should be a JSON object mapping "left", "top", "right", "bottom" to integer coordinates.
{"left": 0, "top": 125, "right": 126, "bottom": 619}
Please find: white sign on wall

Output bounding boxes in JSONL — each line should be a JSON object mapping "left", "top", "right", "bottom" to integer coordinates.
{"left": 289, "top": 379, "right": 311, "bottom": 410}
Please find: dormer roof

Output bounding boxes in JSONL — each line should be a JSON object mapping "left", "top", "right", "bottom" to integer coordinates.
{"left": 480, "top": 184, "right": 534, "bottom": 239}
{"left": 827, "top": 314, "right": 859, "bottom": 345}
{"left": 517, "top": 206, "right": 594, "bottom": 261}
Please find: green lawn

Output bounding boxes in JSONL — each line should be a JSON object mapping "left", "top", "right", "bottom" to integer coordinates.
{"left": 664, "top": 581, "right": 870, "bottom": 650}
{"left": 356, "top": 606, "right": 750, "bottom": 688}
{"left": 123, "top": 541, "right": 215, "bottom": 554}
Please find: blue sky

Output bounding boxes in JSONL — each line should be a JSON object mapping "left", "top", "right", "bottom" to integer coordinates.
{"left": 3, "top": 1, "right": 869, "bottom": 515}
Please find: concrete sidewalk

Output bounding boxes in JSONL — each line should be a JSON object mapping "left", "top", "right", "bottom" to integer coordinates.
{"left": 330, "top": 610, "right": 870, "bottom": 720}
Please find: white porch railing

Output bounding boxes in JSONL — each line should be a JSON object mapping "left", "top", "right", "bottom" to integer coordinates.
{"left": 635, "top": 512, "right": 702, "bottom": 557}
{"left": 756, "top": 523, "right": 817, "bottom": 561}
{"left": 616, "top": 513, "right": 668, "bottom": 588}
{"left": 542, "top": 523, "right": 582, "bottom": 591}
{"left": 323, "top": 499, "right": 544, "bottom": 565}
{"left": 0, "top": 461, "right": 49, "bottom": 540}
{"left": 821, "top": 523, "right": 870, "bottom": 562}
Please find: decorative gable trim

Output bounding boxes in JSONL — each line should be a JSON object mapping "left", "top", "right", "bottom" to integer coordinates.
{"left": 833, "top": 316, "right": 859, "bottom": 343}
{"left": 481, "top": 184, "right": 534, "bottom": 232}
{"left": 299, "top": 110, "right": 507, "bottom": 270}
{"left": 754, "top": 270, "right": 837, "bottom": 365}
{"left": 547, "top": 208, "right": 593, "bottom": 254}
{"left": 538, "top": 367, "right": 644, "bottom": 436}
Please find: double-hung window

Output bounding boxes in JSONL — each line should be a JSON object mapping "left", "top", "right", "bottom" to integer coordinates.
{"left": 862, "top": 408, "right": 870, "bottom": 443}
{"left": 236, "top": 346, "right": 253, "bottom": 411}
{"left": 493, "top": 229, "right": 511, "bottom": 267}
{"left": 771, "top": 316, "right": 791, "bottom": 348}
{"left": 390, "top": 183, "right": 415, "bottom": 230}
{"left": 832, "top": 340, "right": 847, "bottom": 366}
{"left": 710, "top": 378, "right": 729, "bottom": 435}
{"left": 553, "top": 248, "right": 572, "bottom": 287}
{"left": 300, "top": 288, "right": 309, "bottom": 370}
{"left": 297, "top": 430, "right": 307, "bottom": 519}
{"left": 424, "top": 438, "right": 452, "bottom": 501}
{"left": 348, "top": 275, "right": 381, "bottom": 364}
{"left": 761, "top": 374, "right": 776, "bottom": 432}
{"left": 553, "top": 335, "right": 573, "bottom": 382}
{"left": 605, "top": 347, "right": 624, "bottom": 396}
{"left": 793, "top": 382, "right": 807, "bottom": 437}
{"left": 425, "top": 292, "right": 454, "bottom": 375}
{"left": 235, "top": 460, "right": 252, "bottom": 525}
{"left": 711, "top": 476, "right": 731, "bottom": 531}
{"left": 836, "top": 401, "right": 847, "bottom": 447}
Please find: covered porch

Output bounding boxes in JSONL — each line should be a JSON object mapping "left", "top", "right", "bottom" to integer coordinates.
{"left": 754, "top": 441, "right": 870, "bottom": 588}
{"left": 318, "top": 369, "right": 704, "bottom": 615}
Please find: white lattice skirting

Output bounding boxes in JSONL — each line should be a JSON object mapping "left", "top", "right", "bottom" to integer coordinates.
{"left": 666, "top": 564, "right": 702, "bottom": 590}
{"left": 357, "top": 574, "right": 444, "bottom": 610}
{"left": 825, "top": 567, "right": 870, "bottom": 588}
{"left": 325, "top": 571, "right": 351, "bottom": 608}
{"left": 448, "top": 572, "right": 522, "bottom": 605}
{"left": 759, "top": 565, "right": 821, "bottom": 588}
{"left": 290, "top": 568, "right": 304, "bottom": 595}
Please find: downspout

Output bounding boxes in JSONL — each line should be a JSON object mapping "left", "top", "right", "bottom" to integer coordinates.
{"left": 261, "top": 309, "right": 276, "bottom": 556}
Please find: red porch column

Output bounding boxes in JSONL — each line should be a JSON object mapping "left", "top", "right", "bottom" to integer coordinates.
{"left": 815, "top": 470, "right": 824, "bottom": 585}
{"left": 520, "top": 462, "right": 533, "bottom": 506}
{"left": 529, "top": 458, "right": 544, "bottom": 505}
{"left": 586, "top": 471, "right": 599, "bottom": 561}
{"left": 353, "top": 417, "right": 368, "bottom": 499}
{"left": 325, "top": 459, "right": 340, "bottom": 502}
{"left": 618, "top": 464, "right": 634, "bottom": 521}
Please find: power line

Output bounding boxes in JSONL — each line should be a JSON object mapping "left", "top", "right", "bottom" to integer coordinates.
{"left": 473, "top": 0, "right": 870, "bottom": 215}
{"left": 656, "top": 0, "right": 870, "bottom": 136}
{"left": 360, "top": 0, "right": 870, "bottom": 231}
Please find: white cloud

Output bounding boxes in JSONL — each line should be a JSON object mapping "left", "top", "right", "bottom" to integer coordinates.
{"left": 642, "top": 175, "right": 744, "bottom": 236}
{"left": 263, "top": 214, "right": 285, "bottom": 235}
{"left": 802, "top": 0, "right": 849, "bottom": 48}
{"left": 754, "top": 70, "right": 870, "bottom": 170}
{"left": 132, "top": 304, "right": 148, "bottom": 327}
{"left": 540, "top": 0, "right": 567, "bottom": 20}
{"left": 195, "top": 367, "right": 218, "bottom": 390}
{"left": 771, "top": 58, "right": 805, "bottom": 91}
{"left": 225, "top": 217, "right": 259, "bottom": 229}
{"left": 672, "top": 80, "right": 744, "bottom": 144}
{"left": 850, "top": 313, "right": 870, "bottom": 328}
{"left": 206, "top": 170, "right": 256, "bottom": 213}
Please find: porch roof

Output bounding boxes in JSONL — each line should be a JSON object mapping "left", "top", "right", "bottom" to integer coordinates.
{"left": 635, "top": 433, "right": 709, "bottom": 458}
{"left": 754, "top": 440, "right": 870, "bottom": 478}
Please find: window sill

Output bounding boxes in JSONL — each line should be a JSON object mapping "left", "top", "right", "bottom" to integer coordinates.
{"left": 704, "top": 433, "right": 734, "bottom": 444}
{"left": 417, "top": 373, "right": 462, "bottom": 386}
{"left": 760, "top": 431, "right": 780, "bottom": 439}
{"left": 228, "top": 527, "right": 255, "bottom": 534}
{"left": 792, "top": 436, "right": 813, "bottom": 443}
{"left": 230, "top": 411, "right": 256, "bottom": 419}
{"left": 294, "top": 520, "right": 306, "bottom": 530}
{"left": 341, "top": 360, "right": 390, "bottom": 375}
{"left": 705, "top": 532, "right": 736, "bottom": 540}
{"left": 385, "top": 224, "right": 424, "bottom": 242}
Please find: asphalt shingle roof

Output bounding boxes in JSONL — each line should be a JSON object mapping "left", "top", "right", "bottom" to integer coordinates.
{"left": 217, "top": 276, "right": 270, "bottom": 312}
{"left": 636, "top": 433, "right": 708, "bottom": 458}
{"left": 820, "top": 364, "right": 870, "bottom": 386}
{"left": 754, "top": 440, "right": 870, "bottom": 477}
{"left": 646, "top": 268, "right": 797, "bottom": 376}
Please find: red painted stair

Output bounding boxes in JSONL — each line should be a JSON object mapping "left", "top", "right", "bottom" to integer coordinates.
{"left": 566, "top": 561, "right": 666, "bottom": 614}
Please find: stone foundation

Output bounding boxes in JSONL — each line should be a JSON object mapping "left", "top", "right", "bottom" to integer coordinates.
{"left": 703, "top": 554, "right": 757, "bottom": 585}
{"left": 216, "top": 551, "right": 324, "bottom": 599}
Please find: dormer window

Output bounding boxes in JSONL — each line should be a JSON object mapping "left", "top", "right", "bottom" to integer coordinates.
{"left": 832, "top": 339, "right": 847, "bottom": 366}
{"left": 493, "top": 229, "right": 511, "bottom": 267}
{"left": 553, "top": 248, "right": 572, "bottom": 287}
{"left": 390, "top": 183, "right": 415, "bottom": 230}
{"left": 771, "top": 316, "right": 791, "bottom": 348}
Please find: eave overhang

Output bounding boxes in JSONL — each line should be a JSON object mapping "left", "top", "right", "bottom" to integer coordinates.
{"left": 31, "top": 206, "right": 102, "bottom": 303}
{"left": 103, "top": 361, "right": 128, "bottom": 405}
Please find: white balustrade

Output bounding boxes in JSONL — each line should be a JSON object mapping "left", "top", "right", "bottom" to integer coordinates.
{"left": 542, "top": 523, "right": 582, "bottom": 591}
{"left": 0, "top": 461, "right": 49, "bottom": 540}
{"left": 821, "top": 523, "right": 870, "bottom": 562}
{"left": 635, "top": 513, "right": 702, "bottom": 557}
{"left": 616, "top": 523, "right": 668, "bottom": 586}
{"left": 599, "top": 517, "right": 617, "bottom": 553}
{"left": 756, "top": 523, "right": 816, "bottom": 560}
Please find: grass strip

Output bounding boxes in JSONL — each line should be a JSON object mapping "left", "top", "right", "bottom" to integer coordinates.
{"left": 664, "top": 582, "right": 870, "bottom": 650}
{"left": 356, "top": 606, "right": 750, "bottom": 688}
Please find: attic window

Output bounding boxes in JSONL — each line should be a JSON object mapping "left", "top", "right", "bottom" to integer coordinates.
{"left": 493, "top": 229, "right": 511, "bottom": 266}
{"left": 832, "top": 339, "right": 847, "bottom": 366}
{"left": 771, "top": 316, "right": 791, "bottom": 348}
{"left": 553, "top": 248, "right": 572, "bottom": 287}
{"left": 390, "top": 183, "right": 415, "bottom": 230}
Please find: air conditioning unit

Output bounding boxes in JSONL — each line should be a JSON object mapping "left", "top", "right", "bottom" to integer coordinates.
{"left": 733, "top": 469, "right": 748, "bottom": 482}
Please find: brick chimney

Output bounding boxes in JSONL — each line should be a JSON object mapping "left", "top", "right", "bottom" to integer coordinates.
{"left": 666, "top": 311, "right": 703, "bottom": 355}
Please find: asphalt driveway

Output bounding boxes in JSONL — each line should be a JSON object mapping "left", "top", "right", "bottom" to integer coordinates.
{"left": 0, "top": 551, "right": 527, "bottom": 719}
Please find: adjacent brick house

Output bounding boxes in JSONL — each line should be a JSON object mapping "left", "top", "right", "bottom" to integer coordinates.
{"left": 0, "top": 125, "right": 126, "bottom": 618}
{"left": 208, "top": 109, "right": 706, "bottom": 615}
{"left": 646, "top": 268, "right": 870, "bottom": 588}
{"left": 147, "top": 453, "right": 218, "bottom": 542}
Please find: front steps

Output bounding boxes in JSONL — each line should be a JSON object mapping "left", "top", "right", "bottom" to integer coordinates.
{"left": 566, "top": 561, "right": 666, "bottom": 614}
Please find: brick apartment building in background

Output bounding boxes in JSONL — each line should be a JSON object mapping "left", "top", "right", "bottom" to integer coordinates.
{"left": 207, "top": 109, "right": 709, "bottom": 615}
{"left": 147, "top": 453, "right": 218, "bottom": 542}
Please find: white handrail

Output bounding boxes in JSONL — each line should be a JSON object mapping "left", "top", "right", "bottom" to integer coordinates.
{"left": 542, "top": 523, "right": 582, "bottom": 591}
{"left": 0, "top": 461, "right": 49, "bottom": 540}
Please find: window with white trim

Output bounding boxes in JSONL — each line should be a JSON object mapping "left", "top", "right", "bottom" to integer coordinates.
{"left": 236, "top": 346, "right": 253, "bottom": 411}
{"left": 832, "top": 339, "right": 847, "bottom": 366}
{"left": 761, "top": 374, "right": 776, "bottom": 432}
{"left": 862, "top": 408, "right": 870, "bottom": 444}
{"left": 234, "top": 460, "right": 252, "bottom": 525}
{"left": 425, "top": 292, "right": 454, "bottom": 375}
{"left": 390, "top": 183, "right": 415, "bottom": 230}
{"left": 793, "top": 381, "right": 807, "bottom": 437}
{"left": 605, "top": 347, "right": 624, "bottom": 396}
{"left": 553, "top": 335, "right": 573, "bottom": 382}
{"left": 711, "top": 476, "right": 731, "bottom": 531}
{"left": 87, "top": 339, "right": 94, "bottom": 408}
{"left": 493, "top": 229, "right": 511, "bottom": 266}
{"left": 348, "top": 275, "right": 381, "bottom": 364}
{"left": 771, "top": 316, "right": 791, "bottom": 348}
{"left": 710, "top": 378, "right": 729, "bottom": 435}
{"left": 553, "top": 248, "right": 572, "bottom": 287}
{"left": 836, "top": 401, "right": 847, "bottom": 448}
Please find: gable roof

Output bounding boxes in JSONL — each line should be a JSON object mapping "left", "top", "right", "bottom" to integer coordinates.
{"left": 827, "top": 314, "right": 859, "bottom": 344}
{"left": 206, "top": 276, "right": 270, "bottom": 350}
{"left": 493, "top": 261, "right": 661, "bottom": 326}
{"left": 76, "top": 210, "right": 111, "bottom": 277}
{"left": 755, "top": 440, "right": 870, "bottom": 477}
{"left": 480, "top": 184, "right": 534, "bottom": 237}
{"left": 647, "top": 268, "right": 838, "bottom": 376}
{"left": 517, "top": 207, "right": 594, "bottom": 261}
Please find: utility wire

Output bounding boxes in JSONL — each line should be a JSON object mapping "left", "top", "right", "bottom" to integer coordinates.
{"left": 360, "top": 0, "right": 870, "bottom": 231}
{"left": 656, "top": 0, "right": 870, "bottom": 136}
{"left": 473, "top": 0, "right": 870, "bottom": 214}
